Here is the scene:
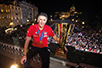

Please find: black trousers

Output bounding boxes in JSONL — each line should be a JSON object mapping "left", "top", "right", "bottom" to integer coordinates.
{"left": 24, "top": 46, "right": 50, "bottom": 68}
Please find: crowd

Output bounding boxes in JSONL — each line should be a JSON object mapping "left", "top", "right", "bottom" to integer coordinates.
{"left": 65, "top": 24, "right": 102, "bottom": 54}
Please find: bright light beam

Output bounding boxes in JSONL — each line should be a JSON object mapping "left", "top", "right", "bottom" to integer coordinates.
{"left": 10, "top": 64, "right": 18, "bottom": 68}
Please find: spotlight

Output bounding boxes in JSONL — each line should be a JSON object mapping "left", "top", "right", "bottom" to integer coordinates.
{"left": 10, "top": 64, "right": 18, "bottom": 68}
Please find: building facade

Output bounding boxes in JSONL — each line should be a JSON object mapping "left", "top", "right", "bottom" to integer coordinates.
{"left": 0, "top": 0, "right": 22, "bottom": 28}
{"left": 18, "top": 1, "right": 38, "bottom": 24}
{"left": 0, "top": 0, "right": 38, "bottom": 28}
{"left": 54, "top": 5, "right": 82, "bottom": 23}
{"left": 10, "top": 0, "right": 22, "bottom": 27}
{"left": 59, "top": 12, "right": 70, "bottom": 20}
{"left": 0, "top": 3, "right": 11, "bottom": 28}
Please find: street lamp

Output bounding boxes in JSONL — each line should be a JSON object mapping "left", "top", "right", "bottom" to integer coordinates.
{"left": 9, "top": 22, "right": 14, "bottom": 26}
{"left": 82, "top": 22, "right": 85, "bottom": 25}
{"left": 27, "top": 20, "right": 29, "bottom": 22}
{"left": 34, "top": 19, "right": 36, "bottom": 22}
{"left": 76, "top": 20, "right": 78, "bottom": 22}
{"left": 72, "top": 19, "right": 74, "bottom": 21}
{"left": 82, "top": 22, "right": 85, "bottom": 28}
{"left": 9, "top": 22, "right": 14, "bottom": 28}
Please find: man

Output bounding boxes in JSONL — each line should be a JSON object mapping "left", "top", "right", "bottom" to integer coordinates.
{"left": 20, "top": 12, "right": 59, "bottom": 68}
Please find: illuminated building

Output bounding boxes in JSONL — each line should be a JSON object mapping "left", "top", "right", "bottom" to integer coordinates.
{"left": 59, "top": 12, "right": 70, "bottom": 20}
{"left": 0, "top": 0, "right": 38, "bottom": 28}
{"left": 0, "top": 0, "right": 22, "bottom": 28}
{"left": 70, "top": 5, "right": 82, "bottom": 23}
{"left": 70, "top": 4, "right": 75, "bottom": 12}
{"left": 0, "top": 3, "right": 11, "bottom": 28}
{"left": 10, "top": 0, "right": 22, "bottom": 27}
{"left": 18, "top": 0, "right": 38, "bottom": 24}
{"left": 54, "top": 5, "right": 82, "bottom": 23}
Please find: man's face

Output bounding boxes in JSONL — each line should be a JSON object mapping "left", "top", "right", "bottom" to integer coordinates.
{"left": 38, "top": 15, "right": 47, "bottom": 28}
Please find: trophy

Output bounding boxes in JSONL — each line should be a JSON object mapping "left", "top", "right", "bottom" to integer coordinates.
{"left": 54, "top": 20, "right": 75, "bottom": 59}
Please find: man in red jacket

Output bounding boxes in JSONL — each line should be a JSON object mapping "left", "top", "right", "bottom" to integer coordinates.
{"left": 20, "top": 12, "right": 60, "bottom": 68}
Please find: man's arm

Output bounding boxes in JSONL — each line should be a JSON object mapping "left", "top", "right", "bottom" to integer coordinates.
{"left": 23, "top": 37, "right": 31, "bottom": 56}
{"left": 21, "top": 37, "right": 31, "bottom": 64}
{"left": 53, "top": 35, "right": 59, "bottom": 44}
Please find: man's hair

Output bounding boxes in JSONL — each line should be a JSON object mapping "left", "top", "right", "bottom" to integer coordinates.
{"left": 38, "top": 12, "right": 48, "bottom": 20}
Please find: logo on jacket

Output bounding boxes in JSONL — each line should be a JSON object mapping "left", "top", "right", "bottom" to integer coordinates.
{"left": 35, "top": 32, "right": 37, "bottom": 34}
{"left": 44, "top": 32, "right": 47, "bottom": 34}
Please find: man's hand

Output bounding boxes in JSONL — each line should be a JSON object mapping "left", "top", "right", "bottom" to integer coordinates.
{"left": 53, "top": 35, "right": 59, "bottom": 44}
{"left": 64, "top": 46, "right": 68, "bottom": 53}
{"left": 20, "top": 56, "right": 27, "bottom": 64}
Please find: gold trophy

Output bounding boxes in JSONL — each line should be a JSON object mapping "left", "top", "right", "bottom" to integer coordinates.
{"left": 54, "top": 20, "right": 75, "bottom": 59}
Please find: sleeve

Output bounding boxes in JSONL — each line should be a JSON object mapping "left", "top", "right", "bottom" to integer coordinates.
{"left": 26, "top": 26, "right": 33, "bottom": 37}
{"left": 49, "top": 27, "right": 55, "bottom": 37}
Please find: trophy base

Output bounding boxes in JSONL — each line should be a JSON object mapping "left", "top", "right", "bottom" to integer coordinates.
{"left": 54, "top": 48, "right": 67, "bottom": 59}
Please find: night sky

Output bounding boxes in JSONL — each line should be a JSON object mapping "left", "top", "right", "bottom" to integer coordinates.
{"left": 5, "top": 0, "right": 101, "bottom": 17}
{"left": 25, "top": 0, "right": 102, "bottom": 16}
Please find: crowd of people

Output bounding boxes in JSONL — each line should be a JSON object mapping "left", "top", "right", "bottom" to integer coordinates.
{"left": 65, "top": 24, "right": 102, "bottom": 54}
